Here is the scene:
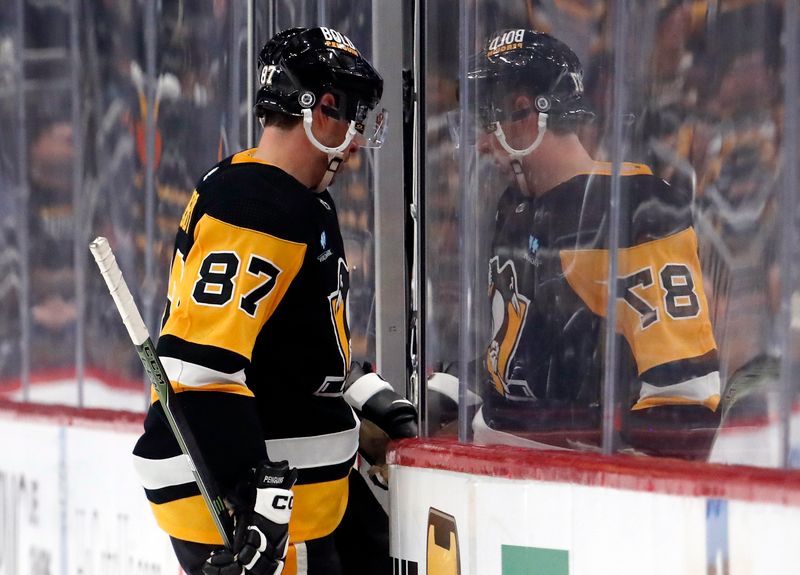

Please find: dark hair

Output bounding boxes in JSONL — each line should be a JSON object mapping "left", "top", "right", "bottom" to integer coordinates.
{"left": 259, "top": 110, "right": 302, "bottom": 130}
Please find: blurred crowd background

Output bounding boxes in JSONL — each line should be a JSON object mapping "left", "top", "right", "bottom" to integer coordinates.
{"left": 0, "top": 0, "right": 379, "bottom": 399}
{"left": 0, "top": 0, "right": 797, "bottom": 463}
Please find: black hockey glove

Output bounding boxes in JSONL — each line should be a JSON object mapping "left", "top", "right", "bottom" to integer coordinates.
{"left": 202, "top": 460, "right": 297, "bottom": 575}
{"left": 344, "top": 362, "right": 418, "bottom": 439}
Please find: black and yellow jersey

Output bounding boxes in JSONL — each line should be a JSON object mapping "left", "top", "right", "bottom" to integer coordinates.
{"left": 133, "top": 149, "right": 358, "bottom": 545}
{"left": 483, "top": 162, "right": 720, "bottom": 454}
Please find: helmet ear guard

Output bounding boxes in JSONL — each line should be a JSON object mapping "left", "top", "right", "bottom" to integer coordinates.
{"left": 298, "top": 91, "right": 316, "bottom": 108}
{"left": 535, "top": 95, "right": 551, "bottom": 113}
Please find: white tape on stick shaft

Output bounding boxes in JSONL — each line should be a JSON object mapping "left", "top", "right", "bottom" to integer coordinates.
{"left": 89, "top": 237, "right": 150, "bottom": 346}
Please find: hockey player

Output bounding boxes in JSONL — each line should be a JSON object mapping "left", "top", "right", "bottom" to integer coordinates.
{"left": 131, "top": 27, "right": 402, "bottom": 575}
{"left": 458, "top": 29, "right": 721, "bottom": 459}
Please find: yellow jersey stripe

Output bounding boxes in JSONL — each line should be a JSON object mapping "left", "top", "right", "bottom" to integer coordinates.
{"left": 146, "top": 472, "right": 350, "bottom": 544}
{"left": 632, "top": 394, "right": 721, "bottom": 411}
{"left": 231, "top": 148, "right": 272, "bottom": 165}
{"left": 149, "top": 382, "right": 254, "bottom": 404}
{"left": 149, "top": 495, "right": 223, "bottom": 544}
{"left": 578, "top": 161, "right": 653, "bottom": 177}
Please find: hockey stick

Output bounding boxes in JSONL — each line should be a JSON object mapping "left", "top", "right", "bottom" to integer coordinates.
{"left": 89, "top": 236, "right": 234, "bottom": 549}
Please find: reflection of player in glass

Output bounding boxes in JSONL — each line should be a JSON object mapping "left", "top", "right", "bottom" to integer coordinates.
{"left": 467, "top": 29, "right": 721, "bottom": 459}
{"left": 132, "top": 27, "right": 391, "bottom": 575}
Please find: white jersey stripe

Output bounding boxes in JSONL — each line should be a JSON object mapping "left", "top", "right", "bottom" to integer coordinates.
{"left": 161, "top": 356, "right": 248, "bottom": 389}
{"left": 133, "top": 453, "right": 195, "bottom": 490}
{"left": 344, "top": 373, "right": 392, "bottom": 410}
{"left": 133, "top": 420, "right": 359, "bottom": 491}
{"left": 265, "top": 411, "right": 359, "bottom": 469}
{"left": 639, "top": 370, "right": 721, "bottom": 402}
{"left": 294, "top": 541, "right": 308, "bottom": 575}
{"left": 427, "top": 372, "right": 483, "bottom": 406}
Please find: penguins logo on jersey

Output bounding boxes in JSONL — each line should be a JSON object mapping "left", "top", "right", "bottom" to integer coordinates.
{"left": 487, "top": 256, "right": 533, "bottom": 399}
{"left": 315, "top": 258, "right": 352, "bottom": 396}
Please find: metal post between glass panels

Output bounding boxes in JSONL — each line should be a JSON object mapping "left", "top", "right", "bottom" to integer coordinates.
{"left": 15, "top": 0, "right": 30, "bottom": 402}
{"left": 372, "top": 0, "right": 408, "bottom": 392}
{"left": 143, "top": 0, "right": 158, "bottom": 403}
{"left": 231, "top": 1, "right": 244, "bottom": 153}
{"left": 411, "top": 0, "right": 428, "bottom": 436}
{"left": 601, "top": 0, "right": 630, "bottom": 455}
{"left": 247, "top": 0, "right": 258, "bottom": 149}
{"left": 457, "top": 0, "right": 478, "bottom": 443}
{"left": 70, "top": 0, "right": 86, "bottom": 406}
{"left": 778, "top": 0, "right": 799, "bottom": 468}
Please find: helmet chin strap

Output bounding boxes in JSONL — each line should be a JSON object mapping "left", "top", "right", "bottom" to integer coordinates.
{"left": 302, "top": 108, "right": 358, "bottom": 192}
{"left": 492, "top": 112, "right": 548, "bottom": 195}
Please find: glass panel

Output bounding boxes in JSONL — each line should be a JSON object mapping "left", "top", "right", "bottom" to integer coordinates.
{"left": 0, "top": 0, "right": 25, "bottom": 398}
{"left": 0, "top": 2, "right": 248, "bottom": 411}
{"left": 423, "top": 0, "right": 462, "bottom": 435}
{"left": 597, "top": 2, "right": 729, "bottom": 461}
{"left": 428, "top": 1, "right": 620, "bottom": 449}
{"left": 81, "top": 1, "right": 150, "bottom": 409}
{"left": 76, "top": 2, "right": 247, "bottom": 410}
{"left": 2, "top": 2, "right": 391, "bottom": 411}
{"left": 624, "top": 0, "right": 786, "bottom": 466}
{"left": 25, "top": 1, "right": 78, "bottom": 402}
{"left": 473, "top": 17, "right": 615, "bottom": 453}
{"left": 426, "top": 0, "right": 783, "bottom": 464}
{"left": 782, "top": 3, "right": 800, "bottom": 467}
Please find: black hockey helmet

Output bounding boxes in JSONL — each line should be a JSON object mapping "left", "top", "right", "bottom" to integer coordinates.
{"left": 254, "top": 27, "right": 384, "bottom": 129}
{"left": 468, "top": 29, "right": 594, "bottom": 129}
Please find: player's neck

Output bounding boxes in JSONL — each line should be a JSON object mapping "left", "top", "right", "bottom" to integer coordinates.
{"left": 524, "top": 136, "right": 595, "bottom": 197}
{"left": 253, "top": 126, "right": 324, "bottom": 190}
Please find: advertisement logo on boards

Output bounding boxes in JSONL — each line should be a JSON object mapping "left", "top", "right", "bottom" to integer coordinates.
{"left": 501, "top": 545, "right": 569, "bottom": 575}
{"left": 399, "top": 505, "right": 570, "bottom": 574}
{"left": 427, "top": 507, "right": 460, "bottom": 574}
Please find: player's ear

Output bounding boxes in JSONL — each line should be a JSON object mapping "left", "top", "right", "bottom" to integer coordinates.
{"left": 316, "top": 92, "right": 339, "bottom": 127}
{"left": 508, "top": 94, "right": 536, "bottom": 134}
{"left": 513, "top": 94, "right": 532, "bottom": 113}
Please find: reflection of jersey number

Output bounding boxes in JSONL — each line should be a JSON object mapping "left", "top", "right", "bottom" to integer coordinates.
{"left": 487, "top": 256, "right": 531, "bottom": 399}
{"left": 617, "top": 263, "right": 700, "bottom": 329}
{"left": 427, "top": 508, "right": 460, "bottom": 575}
{"left": 316, "top": 257, "right": 351, "bottom": 396}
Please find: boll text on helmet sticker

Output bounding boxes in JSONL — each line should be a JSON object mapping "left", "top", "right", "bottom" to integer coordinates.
{"left": 487, "top": 29, "right": 525, "bottom": 57}
{"left": 320, "top": 27, "right": 359, "bottom": 57}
